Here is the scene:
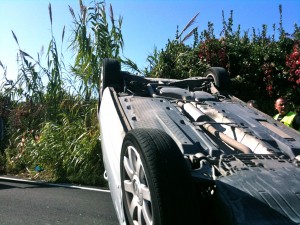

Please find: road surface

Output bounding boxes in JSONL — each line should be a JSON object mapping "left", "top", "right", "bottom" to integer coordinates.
{"left": 0, "top": 176, "right": 118, "bottom": 225}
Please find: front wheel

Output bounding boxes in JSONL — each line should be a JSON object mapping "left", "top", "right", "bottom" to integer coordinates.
{"left": 120, "top": 129, "right": 200, "bottom": 225}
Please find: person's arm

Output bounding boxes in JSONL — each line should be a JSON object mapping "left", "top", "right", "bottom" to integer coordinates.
{"left": 292, "top": 113, "right": 300, "bottom": 130}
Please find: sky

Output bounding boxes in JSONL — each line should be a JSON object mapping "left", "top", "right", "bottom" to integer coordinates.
{"left": 0, "top": 0, "right": 300, "bottom": 81}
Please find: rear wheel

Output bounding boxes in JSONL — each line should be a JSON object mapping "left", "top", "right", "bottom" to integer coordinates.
{"left": 204, "top": 67, "right": 230, "bottom": 93}
{"left": 99, "top": 58, "right": 123, "bottom": 106}
{"left": 120, "top": 128, "right": 200, "bottom": 225}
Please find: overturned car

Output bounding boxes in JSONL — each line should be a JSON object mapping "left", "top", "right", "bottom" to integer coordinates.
{"left": 98, "top": 58, "right": 300, "bottom": 225}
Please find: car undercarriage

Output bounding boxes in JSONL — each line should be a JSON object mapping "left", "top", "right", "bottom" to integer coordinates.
{"left": 98, "top": 59, "right": 300, "bottom": 225}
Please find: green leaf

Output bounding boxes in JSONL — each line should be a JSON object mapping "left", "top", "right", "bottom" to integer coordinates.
{"left": 11, "top": 30, "right": 19, "bottom": 45}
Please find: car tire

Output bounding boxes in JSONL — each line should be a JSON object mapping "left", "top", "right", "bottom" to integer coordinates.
{"left": 99, "top": 58, "right": 123, "bottom": 104}
{"left": 120, "top": 128, "right": 200, "bottom": 225}
{"left": 204, "top": 67, "right": 230, "bottom": 92}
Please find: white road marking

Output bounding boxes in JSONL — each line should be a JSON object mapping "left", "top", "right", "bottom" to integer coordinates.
{"left": 0, "top": 176, "right": 110, "bottom": 192}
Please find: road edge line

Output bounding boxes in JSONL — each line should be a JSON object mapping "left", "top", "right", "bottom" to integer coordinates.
{"left": 0, "top": 176, "right": 110, "bottom": 192}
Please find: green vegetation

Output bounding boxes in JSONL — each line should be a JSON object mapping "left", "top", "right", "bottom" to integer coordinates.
{"left": 0, "top": 0, "right": 123, "bottom": 186}
{"left": 0, "top": 2, "right": 299, "bottom": 186}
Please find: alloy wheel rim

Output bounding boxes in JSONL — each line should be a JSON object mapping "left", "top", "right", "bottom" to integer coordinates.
{"left": 123, "top": 146, "right": 152, "bottom": 225}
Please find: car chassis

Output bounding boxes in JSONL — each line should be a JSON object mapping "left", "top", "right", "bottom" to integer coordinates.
{"left": 98, "top": 58, "right": 300, "bottom": 225}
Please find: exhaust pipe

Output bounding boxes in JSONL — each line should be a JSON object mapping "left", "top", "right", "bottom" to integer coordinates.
{"left": 178, "top": 101, "right": 251, "bottom": 154}
{"left": 202, "top": 123, "right": 251, "bottom": 154}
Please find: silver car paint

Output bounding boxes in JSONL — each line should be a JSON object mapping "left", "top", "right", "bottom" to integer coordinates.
{"left": 99, "top": 87, "right": 126, "bottom": 225}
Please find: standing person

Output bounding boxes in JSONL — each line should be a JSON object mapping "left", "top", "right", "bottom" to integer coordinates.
{"left": 274, "top": 97, "right": 300, "bottom": 131}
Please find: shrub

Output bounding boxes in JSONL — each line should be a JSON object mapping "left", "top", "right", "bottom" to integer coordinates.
{"left": 0, "top": 1, "right": 122, "bottom": 186}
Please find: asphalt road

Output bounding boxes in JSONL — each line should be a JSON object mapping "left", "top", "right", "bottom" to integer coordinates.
{"left": 0, "top": 177, "right": 118, "bottom": 225}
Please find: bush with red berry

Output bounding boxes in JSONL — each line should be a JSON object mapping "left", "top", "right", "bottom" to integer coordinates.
{"left": 196, "top": 6, "right": 300, "bottom": 114}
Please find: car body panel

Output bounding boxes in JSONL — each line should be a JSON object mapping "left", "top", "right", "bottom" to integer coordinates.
{"left": 99, "top": 87, "right": 127, "bottom": 225}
